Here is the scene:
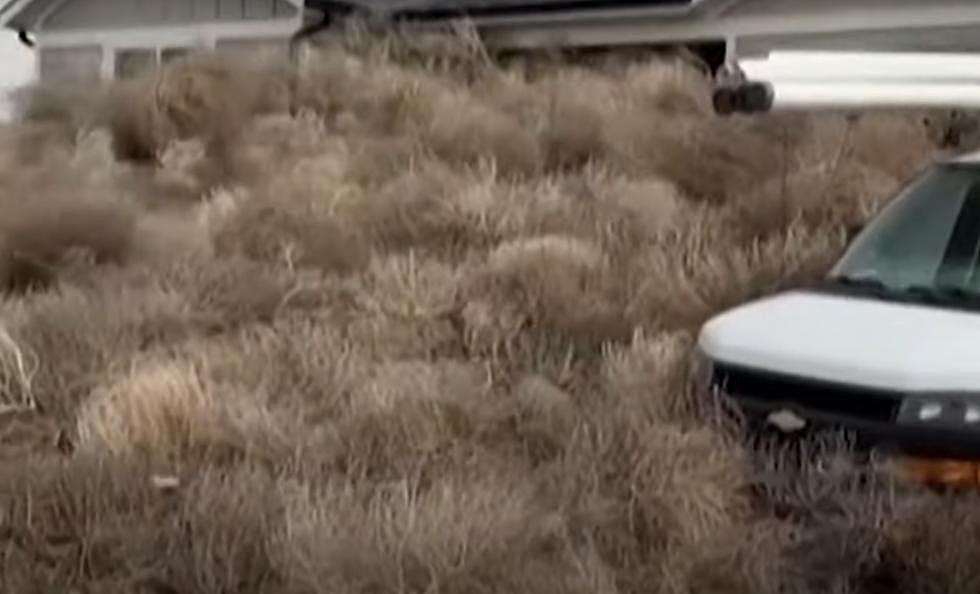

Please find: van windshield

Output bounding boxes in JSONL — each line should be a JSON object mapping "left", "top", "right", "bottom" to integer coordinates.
{"left": 829, "top": 163, "right": 980, "bottom": 305}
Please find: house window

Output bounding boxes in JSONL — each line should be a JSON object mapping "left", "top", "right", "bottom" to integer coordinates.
{"left": 215, "top": 37, "right": 288, "bottom": 54}
{"left": 215, "top": 36, "right": 289, "bottom": 62}
{"left": 39, "top": 46, "right": 102, "bottom": 83}
{"left": 114, "top": 48, "right": 156, "bottom": 79}
{"left": 161, "top": 47, "right": 192, "bottom": 64}
{"left": 113, "top": 46, "right": 197, "bottom": 80}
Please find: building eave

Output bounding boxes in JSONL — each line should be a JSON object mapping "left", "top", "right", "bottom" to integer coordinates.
{"left": 386, "top": 0, "right": 722, "bottom": 27}
{"left": 1, "top": 0, "right": 305, "bottom": 31}
{"left": 0, "top": 0, "right": 37, "bottom": 29}
{"left": 475, "top": 2, "right": 980, "bottom": 51}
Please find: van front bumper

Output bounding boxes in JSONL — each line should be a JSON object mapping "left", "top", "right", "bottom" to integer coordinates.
{"left": 705, "top": 360, "right": 980, "bottom": 463}
{"left": 733, "top": 393, "right": 980, "bottom": 460}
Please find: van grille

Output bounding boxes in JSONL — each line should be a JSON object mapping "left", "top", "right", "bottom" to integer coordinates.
{"left": 711, "top": 363, "right": 902, "bottom": 423}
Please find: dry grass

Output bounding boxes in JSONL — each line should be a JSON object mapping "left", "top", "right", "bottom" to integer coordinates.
{"left": 0, "top": 33, "right": 968, "bottom": 593}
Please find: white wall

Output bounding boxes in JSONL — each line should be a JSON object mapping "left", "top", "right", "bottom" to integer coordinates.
{"left": 0, "top": 33, "right": 36, "bottom": 120}
{"left": 734, "top": 24, "right": 980, "bottom": 59}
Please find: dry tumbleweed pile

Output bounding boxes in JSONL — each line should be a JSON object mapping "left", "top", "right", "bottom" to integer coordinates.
{"left": 0, "top": 34, "right": 976, "bottom": 594}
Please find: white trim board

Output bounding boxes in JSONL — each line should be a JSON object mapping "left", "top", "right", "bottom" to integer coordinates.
{"left": 479, "top": 4, "right": 980, "bottom": 49}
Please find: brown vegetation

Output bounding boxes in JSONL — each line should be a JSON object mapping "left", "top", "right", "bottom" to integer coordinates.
{"left": 0, "top": 33, "right": 971, "bottom": 594}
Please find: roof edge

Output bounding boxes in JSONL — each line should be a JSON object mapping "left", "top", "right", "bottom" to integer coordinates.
{"left": 0, "top": 0, "right": 37, "bottom": 29}
{"left": 389, "top": 0, "right": 720, "bottom": 28}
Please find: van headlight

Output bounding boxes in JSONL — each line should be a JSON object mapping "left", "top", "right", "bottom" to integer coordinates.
{"left": 897, "top": 395, "right": 980, "bottom": 428}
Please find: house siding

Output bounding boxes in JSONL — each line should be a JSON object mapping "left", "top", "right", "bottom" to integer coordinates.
{"left": 42, "top": 0, "right": 297, "bottom": 30}
{"left": 722, "top": 0, "right": 979, "bottom": 17}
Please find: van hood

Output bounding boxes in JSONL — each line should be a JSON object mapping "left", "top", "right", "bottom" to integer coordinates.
{"left": 698, "top": 289, "right": 980, "bottom": 393}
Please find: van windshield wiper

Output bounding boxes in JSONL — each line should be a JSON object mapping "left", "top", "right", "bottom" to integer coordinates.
{"left": 901, "top": 284, "right": 980, "bottom": 306}
{"left": 828, "top": 274, "right": 899, "bottom": 297}
{"left": 832, "top": 275, "right": 888, "bottom": 289}
{"left": 827, "top": 274, "right": 980, "bottom": 307}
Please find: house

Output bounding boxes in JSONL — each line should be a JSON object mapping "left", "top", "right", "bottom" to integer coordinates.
{"left": 7, "top": 0, "right": 980, "bottom": 84}
{"left": 0, "top": 0, "right": 306, "bottom": 82}
{"left": 298, "top": 0, "right": 980, "bottom": 74}
{"left": 449, "top": 0, "right": 980, "bottom": 63}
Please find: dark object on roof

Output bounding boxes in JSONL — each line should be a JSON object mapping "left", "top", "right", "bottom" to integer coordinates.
{"left": 385, "top": 0, "right": 694, "bottom": 22}
{"left": 293, "top": 0, "right": 376, "bottom": 51}
{"left": 301, "top": 0, "right": 697, "bottom": 27}
{"left": 17, "top": 29, "right": 33, "bottom": 48}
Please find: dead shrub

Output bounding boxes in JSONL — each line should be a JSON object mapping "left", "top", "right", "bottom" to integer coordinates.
{"left": 481, "top": 171, "right": 682, "bottom": 252}
{"left": 625, "top": 427, "right": 752, "bottom": 587}
{"left": 328, "top": 359, "right": 492, "bottom": 482}
{"left": 366, "top": 27, "right": 493, "bottom": 77}
{"left": 157, "top": 255, "right": 344, "bottom": 333}
{"left": 339, "top": 160, "right": 493, "bottom": 255}
{"left": 730, "top": 160, "right": 902, "bottom": 243}
{"left": 559, "top": 169, "right": 684, "bottom": 250}
{"left": 0, "top": 35, "right": 960, "bottom": 594}
{"left": 623, "top": 58, "right": 713, "bottom": 116}
{"left": 132, "top": 206, "right": 213, "bottom": 263}
{"left": 532, "top": 71, "right": 619, "bottom": 171}
{"left": 684, "top": 517, "right": 802, "bottom": 594}
{"left": 0, "top": 195, "right": 138, "bottom": 293}
{"left": 8, "top": 81, "right": 106, "bottom": 146}
{"left": 0, "top": 280, "right": 191, "bottom": 420}
{"left": 76, "top": 357, "right": 231, "bottom": 459}
{"left": 155, "top": 463, "right": 287, "bottom": 592}
{"left": 421, "top": 89, "right": 542, "bottom": 177}
{"left": 102, "top": 77, "right": 168, "bottom": 163}
{"left": 540, "top": 95, "right": 607, "bottom": 171}
{"left": 342, "top": 134, "right": 422, "bottom": 188}
{"left": 197, "top": 317, "right": 366, "bottom": 416}
{"left": 291, "top": 48, "right": 454, "bottom": 135}
{"left": 102, "top": 51, "right": 263, "bottom": 185}
{"left": 627, "top": 218, "right": 847, "bottom": 331}
{"left": 459, "top": 235, "right": 632, "bottom": 364}
{"left": 274, "top": 471, "right": 599, "bottom": 594}
{"left": 875, "top": 492, "right": 980, "bottom": 594}
{"left": 511, "top": 373, "right": 580, "bottom": 462}
{"left": 3, "top": 120, "right": 78, "bottom": 164}
{"left": 0, "top": 453, "right": 173, "bottom": 590}
{"left": 345, "top": 253, "right": 462, "bottom": 360}
{"left": 0, "top": 454, "right": 287, "bottom": 592}
{"left": 76, "top": 343, "right": 310, "bottom": 468}
{"left": 599, "top": 331, "right": 700, "bottom": 424}
{"left": 213, "top": 200, "right": 370, "bottom": 276}
{"left": 604, "top": 109, "right": 788, "bottom": 203}
{"left": 849, "top": 113, "right": 936, "bottom": 180}
{"left": 550, "top": 414, "right": 754, "bottom": 592}
{"left": 0, "top": 322, "right": 38, "bottom": 414}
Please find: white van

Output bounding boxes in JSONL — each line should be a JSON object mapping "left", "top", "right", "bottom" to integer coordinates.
{"left": 699, "top": 151, "right": 980, "bottom": 458}
{"left": 700, "top": 51, "right": 980, "bottom": 482}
